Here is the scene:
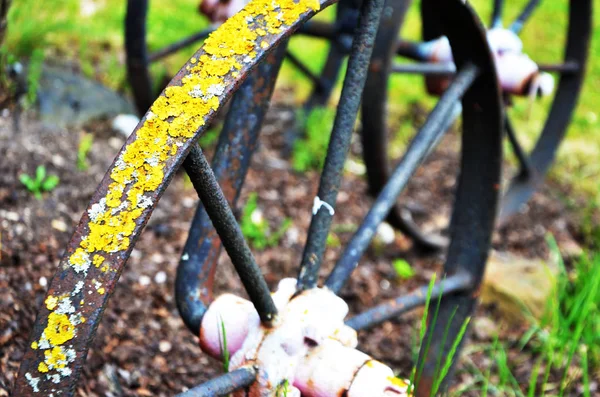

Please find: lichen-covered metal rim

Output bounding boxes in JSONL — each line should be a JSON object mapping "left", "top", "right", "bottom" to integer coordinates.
{"left": 14, "top": 0, "right": 336, "bottom": 394}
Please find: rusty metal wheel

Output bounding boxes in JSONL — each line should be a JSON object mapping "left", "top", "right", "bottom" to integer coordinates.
{"left": 16, "top": 0, "right": 501, "bottom": 395}
{"left": 361, "top": 0, "right": 592, "bottom": 250}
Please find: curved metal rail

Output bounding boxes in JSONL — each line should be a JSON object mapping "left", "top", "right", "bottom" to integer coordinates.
{"left": 15, "top": 0, "right": 335, "bottom": 393}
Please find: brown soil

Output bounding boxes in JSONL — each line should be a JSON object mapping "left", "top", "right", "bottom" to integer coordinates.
{"left": 0, "top": 102, "right": 587, "bottom": 396}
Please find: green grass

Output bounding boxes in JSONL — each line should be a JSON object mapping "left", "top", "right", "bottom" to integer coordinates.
{"left": 451, "top": 244, "right": 600, "bottom": 396}
{"left": 218, "top": 316, "right": 230, "bottom": 373}
{"left": 292, "top": 106, "right": 335, "bottom": 172}
{"left": 240, "top": 193, "right": 292, "bottom": 250}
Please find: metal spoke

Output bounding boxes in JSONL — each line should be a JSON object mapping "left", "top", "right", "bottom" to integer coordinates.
{"left": 149, "top": 28, "right": 215, "bottom": 62}
{"left": 505, "top": 115, "right": 532, "bottom": 178}
{"left": 183, "top": 145, "right": 278, "bottom": 325}
{"left": 391, "top": 62, "right": 456, "bottom": 76}
{"left": 490, "top": 0, "right": 504, "bottom": 28}
{"left": 509, "top": 0, "right": 541, "bottom": 34}
{"left": 395, "top": 40, "right": 430, "bottom": 62}
{"left": 345, "top": 272, "right": 472, "bottom": 330}
{"left": 285, "top": 50, "right": 327, "bottom": 92}
{"left": 125, "top": 0, "right": 153, "bottom": 115}
{"left": 390, "top": 60, "right": 578, "bottom": 78}
{"left": 296, "top": 0, "right": 387, "bottom": 291}
{"left": 325, "top": 64, "right": 478, "bottom": 294}
{"left": 176, "top": 366, "right": 257, "bottom": 397}
{"left": 176, "top": 47, "right": 286, "bottom": 334}
{"left": 538, "top": 61, "right": 580, "bottom": 74}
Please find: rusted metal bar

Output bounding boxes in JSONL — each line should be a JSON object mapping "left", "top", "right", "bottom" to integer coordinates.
{"left": 285, "top": 50, "right": 326, "bottom": 92}
{"left": 395, "top": 39, "right": 430, "bottom": 61}
{"left": 391, "top": 62, "right": 455, "bottom": 75}
{"left": 362, "top": 0, "right": 451, "bottom": 252}
{"left": 391, "top": 61, "right": 578, "bottom": 77}
{"left": 14, "top": 0, "right": 335, "bottom": 393}
{"left": 296, "top": 0, "right": 386, "bottom": 290}
{"left": 345, "top": 272, "right": 473, "bottom": 331}
{"left": 283, "top": 1, "right": 355, "bottom": 153}
{"left": 183, "top": 144, "right": 278, "bottom": 325}
{"left": 510, "top": 0, "right": 541, "bottom": 34}
{"left": 176, "top": 366, "right": 257, "bottom": 397}
{"left": 491, "top": 0, "right": 504, "bottom": 28}
{"left": 149, "top": 28, "right": 214, "bottom": 62}
{"left": 326, "top": 64, "right": 478, "bottom": 294}
{"left": 538, "top": 61, "right": 580, "bottom": 74}
{"left": 125, "top": 0, "right": 153, "bottom": 115}
{"left": 176, "top": 46, "right": 286, "bottom": 335}
{"left": 504, "top": 115, "right": 532, "bottom": 179}
{"left": 413, "top": 0, "right": 503, "bottom": 394}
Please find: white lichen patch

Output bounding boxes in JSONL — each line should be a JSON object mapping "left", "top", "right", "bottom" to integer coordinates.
{"left": 206, "top": 84, "right": 225, "bottom": 98}
{"left": 137, "top": 195, "right": 153, "bottom": 209}
{"left": 48, "top": 374, "right": 61, "bottom": 384}
{"left": 69, "top": 313, "right": 85, "bottom": 326}
{"left": 87, "top": 198, "right": 107, "bottom": 222}
{"left": 110, "top": 200, "right": 129, "bottom": 215}
{"left": 145, "top": 154, "right": 160, "bottom": 167}
{"left": 55, "top": 298, "right": 75, "bottom": 315}
{"left": 38, "top": 333, "right": 50, "bottom": 350}
{"left": 26, "top": 373, "right": 40, "bottom": 392}
{"left": 71, "top": 281, "right": 84, "bottom": 296}
{"left": 188, "top": 85, "right": 204, "bottom": 98}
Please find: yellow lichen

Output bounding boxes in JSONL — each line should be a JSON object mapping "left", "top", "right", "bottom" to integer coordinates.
{"left": 97, "top": 287, "right": 105, "bottom": 295}
{"left": 37, "top": 362, "right": 49, "bottom": 373}
{"left": 44, "top": 296, "right": 58, "bottom": 310}
{"left": 93, "top": 254, "right": 105, "bottom": 267}
{"left": 31, "top": 341, "right": 38, "bottom": 350}
{"left": 44, "top": 313, "right": 74, "bottom": 346}
{"left": 44, "top": 347, "right": 67, "bottom": 369}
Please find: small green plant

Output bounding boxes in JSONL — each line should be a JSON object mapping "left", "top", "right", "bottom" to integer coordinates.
{"left": 77, "top": 133, "right": 94, "bottom": 171}
{"left": 240, "top": 193, "right": 292, "bottom": 250}
{"left": 218, "top": 316, "right": 230, "bottom": 373}
{"left": 292, "top": 107, "right": 335, "bottom": 172}
{"left": 393, "top": 259, "right": 416, "bottom": 279}
{"left": 19, "top": 165, "right": 59, "bottom": 199}
{"left": 326, "top": 232, "right": 340, "bottom": 248}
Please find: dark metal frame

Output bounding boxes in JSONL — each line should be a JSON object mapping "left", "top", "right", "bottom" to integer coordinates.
{"left": 13, "top": 0, "right": 588, "bottom": 396}
{"left": 361, "top": 0, "right": 592, "bottom": 250}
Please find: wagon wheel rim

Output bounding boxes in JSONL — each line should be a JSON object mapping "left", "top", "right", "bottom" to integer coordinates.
{"left": 362, "top": 0, "right": 592, "bottom": 250}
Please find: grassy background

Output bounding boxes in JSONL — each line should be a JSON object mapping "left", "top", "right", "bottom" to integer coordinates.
{"left": 4, "top": 0, "right": 599, "bottom": 201}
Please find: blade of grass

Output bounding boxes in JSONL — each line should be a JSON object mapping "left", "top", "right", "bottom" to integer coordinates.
{"left": 409, "top": 273, "right": 436, "bottom": 392}
{"left": 218, "top": 316, "right": 229, "bottom": 373}
{"left": 432, "top": 314, "right": 471, "bottom": 395}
